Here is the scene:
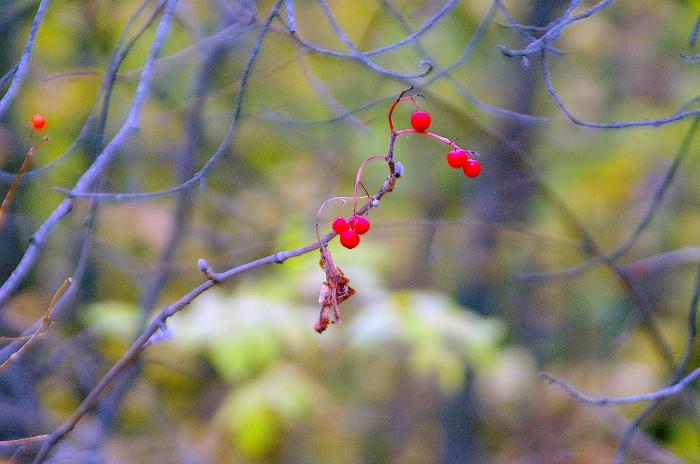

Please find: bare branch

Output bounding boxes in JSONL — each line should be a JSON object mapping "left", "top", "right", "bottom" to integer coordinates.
{"left": 540, "top": 367, "right": 700, "bottom": 406}
{"left": 542, "top": 52, "right": 700, "bottom": 128}
{"left": 0, "top": 0, "right": 165, "bottom": 185}
{"left": 54, "top": 0, "right": 281, "bottom": 203}
{"left": 0, "top": 0, "right": 51, "bottom": 118}
{"left": 0, "top": 138, "right": 48, "bottom": 231}
{"left": 517, "top": 115, "right": 700, "bottom": 282}
{"left": 0, "top": 277, "right": 71, "bottom": 374}
{"left": 286, "top": 0, "right": 458, "bottom": 58}
{"left": 0, "top": 0, "right": 180, "bottom": 307}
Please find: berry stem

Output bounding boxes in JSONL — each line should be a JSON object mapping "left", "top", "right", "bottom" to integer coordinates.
{"left": 353, "top": 155, "right": 386, "bottom": 216}
{"left": 315, "top": 195, "right": 372, "bottom": 244}
{"left": 394, "top": 129, "right": 460, "bottom": 149}
{"left": 388, "top": 87, "right": 418, "bottom": 132}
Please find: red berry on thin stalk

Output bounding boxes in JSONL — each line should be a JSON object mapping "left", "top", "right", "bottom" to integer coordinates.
{"left": 349, "top": 215, "right": 370, "bottom": 234}
{"left": 463, "top": 159, "right": 482, "bottom": 178}
{"left": 339, "top": 230, "right": 360, "bottom": 249}
{"left": 332, "top": 217, "right": 350, "bottom": 234}
{"left": 31, "top": 114, "right": 46, "bottom": 131}
{"left": 446, "top": 149, "right": 468, "bottom": 168}
{"left": 410, "top": 111, "right": 431, "bottom": 132}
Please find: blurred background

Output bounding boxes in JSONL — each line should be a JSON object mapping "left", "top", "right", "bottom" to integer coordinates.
{"left": 1, "top": 0, "right": 700, "bottom": 462}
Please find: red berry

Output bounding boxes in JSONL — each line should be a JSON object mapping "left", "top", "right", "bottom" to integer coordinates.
{"left": 463, "top": 159, "right": 482, "bottom": 178}
{"left": 332, "top": 217, "right": 350, "bottom": 234}
{"left": 446, "top": 149, "right": 468, "bottom": 168}
{"left": 410, "top": 110, "right": 431, "bottom": 132}
{"left": 339, "top": 230, "right": 360, "bottom": 249}
{"left": 31, "top": 114, "right": 46, "bottom": 131}
{"left": 349, "top": 215, "right": 370, "bottom": 234}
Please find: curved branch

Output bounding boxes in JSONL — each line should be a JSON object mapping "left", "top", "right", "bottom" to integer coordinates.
{"left": 0, "top": 0, "right": 51, "bottom": 119}
{"left": 542, "top": 53, "right": 700, "bottom": 128}
{"left": 540, "top": 366, "right": 700, "bottom": 406}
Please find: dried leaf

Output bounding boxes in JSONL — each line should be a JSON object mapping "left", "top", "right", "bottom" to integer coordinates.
{"left": 315, "top": 246, "right": 355, "bottom": 333}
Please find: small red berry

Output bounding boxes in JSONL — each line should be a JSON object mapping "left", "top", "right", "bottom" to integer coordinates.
{"left": 339, "top": 229, "right": 360, "bottom": 249}
{"left": 446, "top": 149, "right": 468, "bottom": 168}
{"left": 31, "top": 114, "right": 46, "bottom": 131}
{"left": 410, "top": 110, "right": 431, "bottom": 132}
{"left": 349, "top": 215, "right": 370, "bottom": 234}
{"left": 463, "top": 159, "right": 482, "bottom": 178}
{"left": 332, "top": 217, "right": 350, "bottom": 234}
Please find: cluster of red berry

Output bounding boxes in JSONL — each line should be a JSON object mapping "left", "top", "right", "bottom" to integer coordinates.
{"left": 332, "top": 215, "right": 370, "bottom": 249}
{"left": 329, "top": 96, "right": 482, "bottom": 250}
{"left": 410, "top": 110, "right": 481, "bottom": 177}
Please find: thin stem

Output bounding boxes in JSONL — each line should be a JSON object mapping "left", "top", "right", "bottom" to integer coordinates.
{"left": 353, "top": 155, "right": 386, "bottom": 215}
{"left": 0, "top": 137, "right": 48, "bottom": 231}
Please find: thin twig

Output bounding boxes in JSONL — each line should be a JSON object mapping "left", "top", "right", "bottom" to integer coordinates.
{"left": 0, "top": 277, "right": 71, "bottom": 374}
{"left": 287, "top": 0, "right": 458, "bottom": 58}
{"left": 615, "top": 264, "right": 700, "bottom": 463}
{"left": 55, "top": 1, "right": 278, "bottom": 203}
{"left": 0, "top": 137, "right": 48, "bottom": 231}
{"left": 540, "top": 367, "right": 700, "bottom": 406}
{"left": 542, "top": 52, "right": 700, "bottom": 128}
{"left": 518, "top": 115, "right": 700, "bottom": 282}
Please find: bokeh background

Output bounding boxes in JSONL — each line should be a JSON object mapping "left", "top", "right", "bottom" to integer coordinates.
{"left": 1, "top": 0, "right": 700, "bottom": 462}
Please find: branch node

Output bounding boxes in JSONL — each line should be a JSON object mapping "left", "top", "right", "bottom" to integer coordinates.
{"left": 197, "top": 258, "right": 221, "bottom": 282}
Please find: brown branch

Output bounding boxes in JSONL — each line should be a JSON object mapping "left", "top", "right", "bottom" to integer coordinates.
{"left": 0, "top": 277, "right": 71, "bottom": 374}
{"left": 0, "top": 137, "right": 48, "bottom": 231}
{"left": 0, "top": 434, "right": 47, "bottom": 457}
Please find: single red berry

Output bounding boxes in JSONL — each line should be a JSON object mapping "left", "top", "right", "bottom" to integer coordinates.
{"left": 349, "top": 215, "right": 370, "bottom": 235}
{"left": 31, "top": 114, "right": 46, "bottom": 131}
{"left": 339, "top": 229, "right": 360, "bottom": 249}
{"left": 332, "top": 217, "right": 350, "bottom": 234}
{"left": 446, "top": 149, "right": 468, "bottom": 168}
{"left": 463, "top": 159, "right": 482, "bottom": 178}
{"left": 410, "top": 110, "right": 431, "bottom": 132}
